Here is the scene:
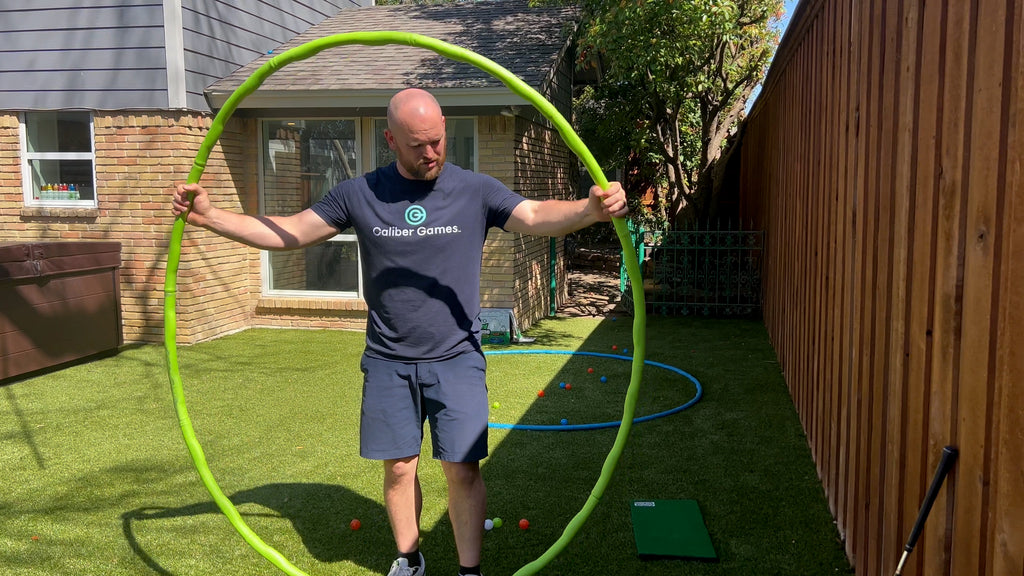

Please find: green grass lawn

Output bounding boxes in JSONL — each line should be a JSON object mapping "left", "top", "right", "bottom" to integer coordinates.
{"left": 0, "top": 316, "right": 853, "bottom": 575}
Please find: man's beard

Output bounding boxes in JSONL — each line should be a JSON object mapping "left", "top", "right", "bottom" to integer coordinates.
{"left": 401, "top": 148, "right": 446, "bottom": 180}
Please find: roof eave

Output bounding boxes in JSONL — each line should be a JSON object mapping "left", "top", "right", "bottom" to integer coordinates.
{"left": 206, "top": 87, "right": 533, "bottom": 113}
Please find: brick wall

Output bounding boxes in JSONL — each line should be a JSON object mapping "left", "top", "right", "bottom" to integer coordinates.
{"left": 477, "top": 115, "right": 519, "bottom": 315}
{"left": 513, "top": 115, "right": 575, "bottom": 328}
{"left": 0, "top": 111, "right": 259, "bottom": 344}
{"left": 1, "top": 108, "right": 576, "bottom": 346}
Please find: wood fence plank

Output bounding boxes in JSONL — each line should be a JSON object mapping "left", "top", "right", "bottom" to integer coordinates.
{"left": 835, "top": 0, "right": 856, "bottom": 543}
{"left": 953, "top": 0, "right": 1009, "bottom": 573}
{"left": 846, "top": 0, "right": 874, "bottom": 567}
{"left": 860, "top": 0, "right": 891, "bottom": 572}
{"left": 821, "top": 0, "right": 840, "bottom": 514}
{"left": 991, "top": 4, "right": 1024, "bottom": 571}
{"left": 881, "top": 0, "right": 919, "bottom": 573}
{"left": 900, "top": 0, "right": 943, "bottom": 573}
{"left": 865, "top": 1, "right": 902, "bottom": 571}
{"left": 921, "top": 0, "right": 972, "bottom": 573}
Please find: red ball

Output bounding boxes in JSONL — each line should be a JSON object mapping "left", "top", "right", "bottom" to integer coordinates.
{"left": 350, "top": 519, "right": 361, "bottom": 531}
{"left": 612, "top": 345, "right": 618, "bottom": 350}
{"left": 587, "top": 367, "right": 594, "bottom": 374}
{"left": 519, "top": 519, "right": 530, "bottom": 530}
{"left": 537, "top": 390, "right": 545, "bottom": 397}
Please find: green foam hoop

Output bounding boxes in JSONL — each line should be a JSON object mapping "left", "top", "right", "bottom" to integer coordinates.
{"left": 163, "top": 31, "right": 647, "bottom": 576}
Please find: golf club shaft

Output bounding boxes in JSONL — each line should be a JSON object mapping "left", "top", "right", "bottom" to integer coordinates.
{"left": 894, "top": 445, "right": 958, "bottom": 576}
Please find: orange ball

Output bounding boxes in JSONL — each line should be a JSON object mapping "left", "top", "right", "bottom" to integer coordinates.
{"left": 537, "top": 390, "right": 545, "bottom": 397}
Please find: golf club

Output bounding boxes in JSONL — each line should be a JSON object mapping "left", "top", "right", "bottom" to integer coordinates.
{"left": 893, "top": 445, "right": 958, "bottom": 576}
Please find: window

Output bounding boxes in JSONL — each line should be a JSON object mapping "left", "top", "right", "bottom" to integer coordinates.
{"left": 20, "top": 112, "right": 97, "bottom": 207}
{"left": 261, "top": 119, "right": 362, "bottom": 298}
{"left": 372, "top": 117, "right": 477, "bottom": 171}
{"left": 259, "top": 116, "right": 477, "bottom": 299}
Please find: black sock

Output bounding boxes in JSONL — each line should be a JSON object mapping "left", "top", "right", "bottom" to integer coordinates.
{"left": 399, "top": 550, "right": 421, "bottom": 567}
{"left": 459, "top": 565, "right": 481, "bottom": 576}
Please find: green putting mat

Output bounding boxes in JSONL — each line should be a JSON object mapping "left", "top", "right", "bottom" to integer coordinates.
{"left": 630, "top": 499, "right": 717, "bottom": 560}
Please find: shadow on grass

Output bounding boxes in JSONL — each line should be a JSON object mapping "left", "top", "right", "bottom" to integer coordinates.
{"left": 2, "top": 386, "right": 46, "bottom": 470}
{"left": 123, "top": 483, "right": 388, "bottom": 574}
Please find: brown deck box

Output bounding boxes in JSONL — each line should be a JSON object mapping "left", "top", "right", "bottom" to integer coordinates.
{"left": 0, "top": 242, "right": 123, "bottom": 383}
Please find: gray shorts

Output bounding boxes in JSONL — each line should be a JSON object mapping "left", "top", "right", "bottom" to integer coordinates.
{"left": 359, "top": 351, "right": 488, "bottom": 462}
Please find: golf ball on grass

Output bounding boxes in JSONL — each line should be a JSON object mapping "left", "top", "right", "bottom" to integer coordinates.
{"left": 484, "top": 519, "right": 494, "bottom": 531}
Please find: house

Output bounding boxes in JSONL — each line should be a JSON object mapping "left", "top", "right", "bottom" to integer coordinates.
{"left": 0, "top": 0, "right": 584, "bottom": 345}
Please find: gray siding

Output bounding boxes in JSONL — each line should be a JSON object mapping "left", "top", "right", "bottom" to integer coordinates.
{"left": 181, "top": 0, "right": 365, "bottom": 111}
{"left": 0, "top": 0, "right": 168, "bottom": 110}
{"left": 0, "top": 0, "right": 369, "bottom": 112}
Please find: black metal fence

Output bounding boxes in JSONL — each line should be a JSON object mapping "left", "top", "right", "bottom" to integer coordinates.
{"left": 621, "top": 222, "right": 764, "bottom": 317}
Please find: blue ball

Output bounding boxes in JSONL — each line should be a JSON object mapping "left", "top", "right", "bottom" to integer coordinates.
{"left": 560, "top": 418, "right": 568, "bottom": 425}
{"left": 559, "top": 382, "right": 566, "bottom": 388}
{"left": 600, "top": 376, "right": 607, "bottom": 383}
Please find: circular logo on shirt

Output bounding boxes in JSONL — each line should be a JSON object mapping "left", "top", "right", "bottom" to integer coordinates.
{"left": 405, "top": 205, "right": 427, "bottom": 226}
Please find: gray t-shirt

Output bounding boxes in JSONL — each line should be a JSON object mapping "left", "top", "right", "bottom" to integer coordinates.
{"left": 311, "top": 162, "right": 526, "bottom": 361}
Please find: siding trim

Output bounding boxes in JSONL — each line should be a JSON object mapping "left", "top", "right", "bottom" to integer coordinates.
{"left": 164, "top": 0, "right": 187, "bottom": 109}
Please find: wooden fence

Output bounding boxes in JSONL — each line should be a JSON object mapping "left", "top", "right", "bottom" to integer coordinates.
{"left": 735, "top": 1, "right": 1022, "bottom": 575}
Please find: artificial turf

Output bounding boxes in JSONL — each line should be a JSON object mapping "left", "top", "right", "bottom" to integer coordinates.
{"left": 0, "top": 316, "right": 853, "bottom": 575}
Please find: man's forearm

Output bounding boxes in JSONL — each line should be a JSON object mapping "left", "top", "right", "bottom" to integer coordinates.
{"left": 191, "top": 207, "right": 306, "bottom": 250}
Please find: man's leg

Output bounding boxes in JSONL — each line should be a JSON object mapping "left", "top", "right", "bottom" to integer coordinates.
{"left": 440, "top": 460, "right": 486, "bottom": 567}
{"left": 384, "top": 455, "right": 423, "bottom": 553}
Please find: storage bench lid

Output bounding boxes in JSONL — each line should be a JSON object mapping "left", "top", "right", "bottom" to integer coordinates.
{"left": 0, "top": 242, "right": 121, "bottom": 281}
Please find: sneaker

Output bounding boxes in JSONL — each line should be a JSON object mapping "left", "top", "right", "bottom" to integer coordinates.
{"left": 387, "top": 552, "right": 425, "bottom": 576}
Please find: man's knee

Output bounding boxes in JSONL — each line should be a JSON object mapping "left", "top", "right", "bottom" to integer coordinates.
{"left": 441, "top": 461, "right": 482, "bottom": 487}
{"left": 385, "top": 455, "right": 419, "bottom": 481}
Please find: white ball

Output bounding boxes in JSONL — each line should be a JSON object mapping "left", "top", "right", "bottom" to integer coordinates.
{"left": 484, "top": 519, "right": 494, "bottom": 531}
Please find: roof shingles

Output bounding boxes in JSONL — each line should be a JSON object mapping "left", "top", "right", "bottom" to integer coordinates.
{"left": 206, "top": 1, "right": 579, "bottom": 99}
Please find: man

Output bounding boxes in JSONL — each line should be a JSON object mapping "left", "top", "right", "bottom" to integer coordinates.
{"left": 171, "top": 88, "right": 627, "bottom": 576}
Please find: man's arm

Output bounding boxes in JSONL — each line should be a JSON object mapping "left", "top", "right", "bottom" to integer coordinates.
{"left": 503, "top": 181, "right": 628, "bottom": 237}
{"left": 171, "top": 183, "right": 339, "bottom": 250}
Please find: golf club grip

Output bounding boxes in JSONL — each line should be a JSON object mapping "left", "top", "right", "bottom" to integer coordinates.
{"left": 904, "top": 446, "right": 958, "bottom": 552}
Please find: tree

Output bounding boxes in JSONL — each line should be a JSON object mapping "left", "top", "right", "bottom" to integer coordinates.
{"left": 573, "top": 0, "right": 783, "bottom": 228}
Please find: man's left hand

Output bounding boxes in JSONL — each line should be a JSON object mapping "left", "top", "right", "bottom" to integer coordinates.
{"left": 589, "top": 181, "right": 629, "bottom": 221}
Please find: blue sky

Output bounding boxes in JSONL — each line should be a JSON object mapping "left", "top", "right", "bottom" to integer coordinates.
{"left": 747, "top": 0, "right": 801, "bottom": 111}
{"left": 778, "top": 0, "right": 801, "bottom": 36}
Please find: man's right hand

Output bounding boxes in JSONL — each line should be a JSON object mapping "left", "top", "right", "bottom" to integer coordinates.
{"left": 171, "top": 183, "right": 212, "bottom": 226}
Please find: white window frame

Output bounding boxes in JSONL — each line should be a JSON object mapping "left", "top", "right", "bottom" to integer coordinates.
{"left": 258, "top": 117, "right": 363, "bottom": 299}
{"left": 19, "top": 111, "right": 98, "bottom": 208}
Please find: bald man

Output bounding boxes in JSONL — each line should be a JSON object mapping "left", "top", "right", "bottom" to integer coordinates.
{"left": 172, "top": 88, "right": 627, "bottom": 576}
